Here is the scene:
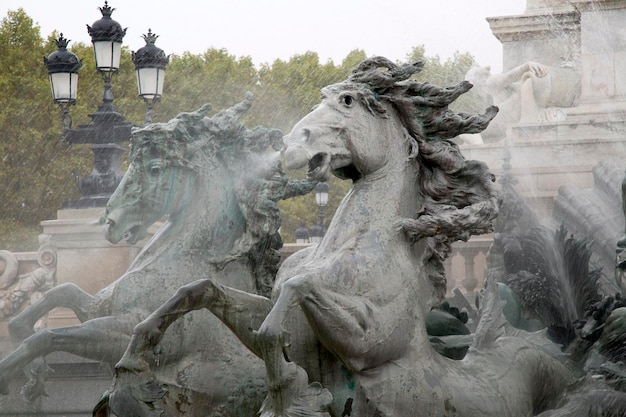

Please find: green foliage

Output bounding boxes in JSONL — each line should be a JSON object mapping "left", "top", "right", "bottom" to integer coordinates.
{"left": 405, "top": 45, "right": 489, "bottom": 114}
{"left": 252, "top": 52, "right": 352, "bottom": 132}
{"left": 0, "top": 10, "right": 90, "bottom": 250}
{"left": 0, "top": 9, "right": 481, "bottom": 249}
{"left": 161, "top": 49, "right": 259, "bottom": 122}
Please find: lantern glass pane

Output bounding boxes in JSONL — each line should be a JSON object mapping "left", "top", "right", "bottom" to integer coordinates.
{"left": 49, "top": 72, "right": 78, "bottom": 102}
{"left": 136, "top": 67, "right": 165, "bottom": 99}
{"left": 93, "top": 41, "right": 122, "bottom": 71}
{"left": 316, "top": 191, "right": 328, "bottom": 207}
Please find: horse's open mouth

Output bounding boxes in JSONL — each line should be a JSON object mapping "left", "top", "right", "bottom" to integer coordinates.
{"left": 106, "top": 219, "right": 145, "bottom": 245}
{"left": 122, "top": 224, "right": 145, "bottom": 244}
{"left": 307, "top": 152, "right": 331, "bottom": 180}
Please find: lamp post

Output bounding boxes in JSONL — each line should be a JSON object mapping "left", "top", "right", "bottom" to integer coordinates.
{"left": 43, "top": 2, "right": 167, "bottom": 209}
{"left": 291, "top": 182, "right": 330, "bottom": 244}
{"left": 132, "top": 29, "right": 169, "bottom": 124}
{"left": 44, "top": 34, "right": 82, "bottom": 131}
{"left": 315, "top": 181, "right": 329, "bottom": 233}
{"left": 309, "top": 224, "right": 323, "bottom": 244}
{"left": 294, "top": 223, "right": 311, "bottom": 244}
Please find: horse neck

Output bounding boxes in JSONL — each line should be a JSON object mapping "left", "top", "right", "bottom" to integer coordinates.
{"left": 176, "top": 166, "right": 245, "bottom": 257}
{"left": 317, "top": 140, "right": 438, "bottom": 356}
{"left": 320, "top": 145, "right": 419, "bottom": 252}
{"left": 132, "top": 163, "right": 246, "bottom": 271}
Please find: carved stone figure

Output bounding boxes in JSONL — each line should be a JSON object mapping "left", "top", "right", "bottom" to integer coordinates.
{"left": 462, "top": 61, "right": 580, "bottom": 142}
{"left": 0, "top": 95, "right": 313, "bottom": 416}
{"left": 114, "top": 57, "right": 605, "bottom": 416}
{"left": 0, "top": 241, "right": 57, "bottom": 320}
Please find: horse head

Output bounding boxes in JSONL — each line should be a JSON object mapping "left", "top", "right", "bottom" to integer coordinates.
{"left": 104, "top": 104, "right": 212, "bottom": 244}
{"left": 283, "top": 57, "right": 498, "bottom": 185}
{"left": 283, "top": 81, "right": 403, "bottom": 182}
{"left": 284, "top": 57, "right": 501, "bottom": 302}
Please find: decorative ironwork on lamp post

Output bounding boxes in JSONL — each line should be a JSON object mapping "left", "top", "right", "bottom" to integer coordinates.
{"left": 43, "top": 2, "right": 168, "bottom": 209}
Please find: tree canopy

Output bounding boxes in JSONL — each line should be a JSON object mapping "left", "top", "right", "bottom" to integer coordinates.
{"left": 0, "top": 8, "right": 480, "bottom": 250}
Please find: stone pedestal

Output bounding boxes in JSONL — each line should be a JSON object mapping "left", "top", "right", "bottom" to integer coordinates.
{"left": 572, "top": 0, "right": 626, "bottom": 104}
{"left": 488, "top": 2, "right": 580, "bottom": 73}
{"left": 472, "top": 0, "right": 626, "bottom": 218}
{"left": 460, "top": 133, "right": 625, "bottom": 219}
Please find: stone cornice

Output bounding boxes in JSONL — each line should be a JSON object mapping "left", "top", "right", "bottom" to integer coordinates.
{"left": 487, "top": 10, "right": 580, "bottom": 42}
{"left": 569, "top": 0, "right": 626, "bottom": 12}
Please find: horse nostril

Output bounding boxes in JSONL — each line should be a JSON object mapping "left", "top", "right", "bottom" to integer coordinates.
{"left": 106, "top": 218, "right": 115, "bottom": 227}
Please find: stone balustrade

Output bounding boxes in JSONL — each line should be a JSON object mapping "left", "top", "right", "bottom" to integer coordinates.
{"left": 444, "top": 237, "right": 492, "bottom": 304}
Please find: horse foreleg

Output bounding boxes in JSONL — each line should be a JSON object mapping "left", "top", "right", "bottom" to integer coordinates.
{"left": 0, "top": 315, "right": 138, "bottom": 396}
{"left": 255, "top": 276, "right": 334, "bottom": 416}
{"left": 8, "top": 283, "right": 94, "bottom": 342}
{"left": 116, "top": 278, "right": 272, "bottom": 374}
{"left": 258, "top": 275, "right": 413, "bottom": 373}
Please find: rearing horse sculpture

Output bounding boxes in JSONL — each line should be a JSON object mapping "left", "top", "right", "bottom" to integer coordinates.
{"left": 116, "top": 58, "right": 576, "bottom": 416}
{"left": 0, "top": 95, "right": 313, "bottom": 416}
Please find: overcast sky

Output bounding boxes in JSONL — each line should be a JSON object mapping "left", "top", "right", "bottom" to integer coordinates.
{"left": 2, "top": 0, "right": 527, "bottom": 73}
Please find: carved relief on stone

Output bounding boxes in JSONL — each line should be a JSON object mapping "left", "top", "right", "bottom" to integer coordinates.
{"left": 463, "top": 59, "right": 580, "bottom": 142}
{"left": 0, "top": 240, "right": 57, "bottom": 320}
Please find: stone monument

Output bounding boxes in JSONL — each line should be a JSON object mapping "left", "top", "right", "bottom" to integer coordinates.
{"left": 107, "top": 57, "right": 626, "bottom": 416}
{"left": 461, "top": 0, "right": 626, "bottom": 220}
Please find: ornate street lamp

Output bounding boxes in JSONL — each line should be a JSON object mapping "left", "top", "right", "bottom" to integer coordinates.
{"left": 44, "top": 2, "right": 167, "bottom": 209}
{"left": 315, "top": 181, "right": 330, "bottom": 236}
{"left": 44, "top": 34, "right": 82, "bottom": 130}
{"left": 88, "top": 1, "right": 124, "bottom": 73}
{"left": 132, "top": 29, "right": 169, "bottom": 124}
{"left": 294, "top": 223, "right": 310, "bottom": 244}
{"left": 308, "top": 224, "right": 323, "bottom": 244}
{"left": 53, "top": 1, "right": 130, "bottom": 208}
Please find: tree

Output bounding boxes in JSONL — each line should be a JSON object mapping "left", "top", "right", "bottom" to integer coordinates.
{"left": 0, "top": 8, "right": 484, "bottom": 248}
{"left": 160, "top": 49, "right": 259, "bottom": 123}
{"left": 405, "top": 45, "right": 490, "bottom": 114}
{"left": 251, "top": 51, "right": 366, "bottom": 241}
{"left": 0, "top": 10, "right": 92, "bottom": 250}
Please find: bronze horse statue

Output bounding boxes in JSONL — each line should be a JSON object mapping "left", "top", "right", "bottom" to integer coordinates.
{"left": 115, "top": 57, "right": 596, "bottom": 416}
{"left": 0, "top": 94, "right": 313, "bottom": 416}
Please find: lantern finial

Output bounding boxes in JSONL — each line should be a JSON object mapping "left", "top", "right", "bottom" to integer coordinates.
{"left": 142, "top": 29, "right": 158, "bottom": 45}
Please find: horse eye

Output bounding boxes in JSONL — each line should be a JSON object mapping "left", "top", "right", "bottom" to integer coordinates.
{"left": 343, "top": 95, "right": 354, "bottom": 106}
{"left": 150, "top": 166, "right": 161, "bottom": 176}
